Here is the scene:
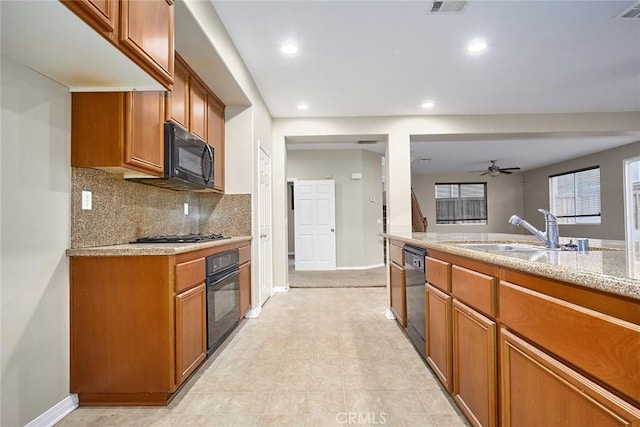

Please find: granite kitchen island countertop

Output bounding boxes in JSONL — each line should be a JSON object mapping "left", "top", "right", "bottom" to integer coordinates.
{"left": 382, "top": 232, "right": 640, "bottom": 301}
{"left": 66, "top": 236, "right": 252, "bottom": 257}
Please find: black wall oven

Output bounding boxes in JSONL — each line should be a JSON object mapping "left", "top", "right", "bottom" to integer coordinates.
{"left": 206, "top": 249, "right": 240, "bottom": 355}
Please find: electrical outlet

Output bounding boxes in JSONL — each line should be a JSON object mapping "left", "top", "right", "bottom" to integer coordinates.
{"left": 184, "top": 203, "right": 189, "bottom": 215}
{"left": 82, "top": 191, "right": 92, "bottom": 210}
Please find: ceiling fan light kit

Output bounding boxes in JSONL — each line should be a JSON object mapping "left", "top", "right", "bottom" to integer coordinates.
{"left": 472, "top": 160, "right": 521, "bottom": 177}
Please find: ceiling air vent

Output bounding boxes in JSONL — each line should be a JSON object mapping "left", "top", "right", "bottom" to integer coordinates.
{"left": 429, "top": 1, "right": 468, "bottom": 14}
{"left": 620, "top": 1, "right": 640, "bottom": 18}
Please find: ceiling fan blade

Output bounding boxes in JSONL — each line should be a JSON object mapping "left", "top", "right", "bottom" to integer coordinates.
{"left": 468, "top": 170, "right": 489, "bottom": 173}
{"left": 501, "top": 170, "right": 513, "bottom": 174}
{"left": 480, "top": 171, "right": 490, "bottom": 176}
{"left": 499, "top": 167, "right": 521, "bottom": 171}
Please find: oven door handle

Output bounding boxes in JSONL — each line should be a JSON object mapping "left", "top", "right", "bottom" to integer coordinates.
{"left": 208, "top": 268, "right": 239, "bottom": 287}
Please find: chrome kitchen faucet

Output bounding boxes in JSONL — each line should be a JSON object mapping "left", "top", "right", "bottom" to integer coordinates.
{"left": 509, "top": 209, "right": 560, "bottom": 249}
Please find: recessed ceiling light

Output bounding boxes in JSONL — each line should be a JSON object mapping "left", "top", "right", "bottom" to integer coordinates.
{"left": 466, "top": 40, "right": 488, "bottom": 53}
{"left": 421, "top": 101, "right": 435, "bottom": 109}
{"left": 280, "top": 43, "right": 299, "bottom": 55}
{"left": 297, "top": 104, "right": 309, "bottom": 110}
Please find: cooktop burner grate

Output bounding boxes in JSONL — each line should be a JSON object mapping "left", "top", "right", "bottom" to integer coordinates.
{"left": 131, "top": 233, "right": 230, "bottom": 244}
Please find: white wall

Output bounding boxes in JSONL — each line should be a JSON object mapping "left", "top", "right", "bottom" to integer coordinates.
{"left": 523, "top": 140, "right": 640, "bottom": 240}
{"left": 182, "top": 0, "right": 273, "bottom": 310}
{"left": 412, "top": 171, "right": 524, "bottom": 234}
{"left": 271, "top": 113, "right": 640, "bottom": 291}
{"left": 287, "top": 149, "right": 383, "bottom": 269}
{"left": 1, "top": 56, "right": 71, "bottom": 426}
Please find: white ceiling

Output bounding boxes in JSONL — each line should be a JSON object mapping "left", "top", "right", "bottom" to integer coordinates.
{"left": 212, "top": 0, "right": 640, "bottom": 173}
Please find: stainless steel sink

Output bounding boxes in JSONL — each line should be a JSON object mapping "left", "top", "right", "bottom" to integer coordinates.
{"left": 456, "top": 243, "right": 548, "bottom": 252}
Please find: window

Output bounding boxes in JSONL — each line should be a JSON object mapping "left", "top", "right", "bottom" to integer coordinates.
{"left": 435, "top": 182, "right": 487, "bottom": 224}
{"left": 549, "top": 166, "right": 601, "bottom": 224}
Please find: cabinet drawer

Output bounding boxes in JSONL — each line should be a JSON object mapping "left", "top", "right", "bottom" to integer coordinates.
{"left": 500, "top": 281, "right": 640, "bottom": 404}
{"left": 427, "top": 257, "right": 450, "bottom": 292}
{"left": 239, "top": 244, "right": 251, "bottom": 265}
{"left": 452, "top": 265, "right": 496, "bottom": 317}
{"left": 390, "top": 242, "right": 404, "bottom": 265}
{"left": 175, "top": 258, "right": 205, "bottom": 293}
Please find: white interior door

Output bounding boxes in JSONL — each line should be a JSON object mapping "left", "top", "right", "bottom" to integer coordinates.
{"left": 259, "top": 148, "right": 272, "bottom": 304}
{"left": 294, "top": 179, "right": 336, "bottom": 271}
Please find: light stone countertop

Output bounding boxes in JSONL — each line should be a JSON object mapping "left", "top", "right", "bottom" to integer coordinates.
{"left": 66, "top": 236, "right": 252, "bottom": 257}
{"left": 382, "top": 232, "right": 640, "bottom": 301}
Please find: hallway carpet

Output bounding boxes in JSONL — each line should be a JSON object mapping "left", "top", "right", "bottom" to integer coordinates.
{"left": 289, "top": 267, "right": 387, "bottom": 288}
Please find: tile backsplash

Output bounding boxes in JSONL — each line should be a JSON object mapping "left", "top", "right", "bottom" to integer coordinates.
{"left": 71, "top": 168, "right": 251, "bottom": 248}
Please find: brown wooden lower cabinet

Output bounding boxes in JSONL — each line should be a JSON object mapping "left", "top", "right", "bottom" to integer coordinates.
{"left": 175, "top": 283, "right": 206, "bottom": 385}
{"left": 425, "top": 283, "right": 452, "bottom": 392}
{"left": 390, "top": 261, "right": 406, "bottom": 327}
{"left": 70, "top": 240, "right": 251, "bottom": 405}
{"left": 501, "top": 328, "right": 640, "bottom": 426}
{"left": 452, "top": 299, "right": 497, "bottom": 427}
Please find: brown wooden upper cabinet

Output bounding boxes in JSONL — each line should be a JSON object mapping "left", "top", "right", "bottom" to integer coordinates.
{"left": 72, "top": 91, "right": 165, "bottom": 177}
{"left": 166, "top": 53, "right": 226, "bottom": 193}
{"left": 61, "top": 0, "right": 174, "bottom": 90}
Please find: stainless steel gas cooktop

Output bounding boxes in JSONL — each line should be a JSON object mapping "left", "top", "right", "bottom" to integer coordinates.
{"left": 131, "top": 233, "right": 229, "bottom": 244}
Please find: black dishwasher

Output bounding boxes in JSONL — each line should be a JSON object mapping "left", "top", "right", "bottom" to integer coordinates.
{"left": 404, "top": 245, "right": 427, "bottom": 360}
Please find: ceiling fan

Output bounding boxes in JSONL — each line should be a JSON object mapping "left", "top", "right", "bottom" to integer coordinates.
{"left": 470, "top": 160, "right": 521, "bottom": 177}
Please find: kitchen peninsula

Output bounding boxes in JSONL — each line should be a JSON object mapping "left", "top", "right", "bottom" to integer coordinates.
{"left": 384, "top": 232, "right": 640, "bottom": 427}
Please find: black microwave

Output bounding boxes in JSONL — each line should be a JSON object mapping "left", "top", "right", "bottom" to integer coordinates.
{"left": 128, "top": 123, "right": 215, "bottom": 191}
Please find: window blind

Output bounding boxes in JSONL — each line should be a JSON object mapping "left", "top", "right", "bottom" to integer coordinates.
{"left": 549, "top": 167, "right": 601, "bottom": 224}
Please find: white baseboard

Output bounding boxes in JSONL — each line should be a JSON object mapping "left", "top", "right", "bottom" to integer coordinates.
{"left": 245, "top": 306, "right": 261, "bottom": 318}
{"left": 336, "top": 263, "right": 385, "bottom": 271}
{"left": 273, "top": 285, "right": 289, "bottom": 293}
{"left": 26, "top": 394, "right": 78, "bottom": 427}
{"left": 385, "top": 308, "right": 395, "bottom": 320}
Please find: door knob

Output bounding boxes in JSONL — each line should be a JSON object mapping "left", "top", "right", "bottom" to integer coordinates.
{"left": 331, "top": 228, "right": 335, "bottom": 232}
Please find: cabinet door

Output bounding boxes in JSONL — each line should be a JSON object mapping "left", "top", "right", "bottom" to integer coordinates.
{"left": 62, "top": 0, "right": 118, "bottom": 35}
{"left": 119, "top": 0, "right": 174, "bottom": 87}
{"left": 426, "top": 284, "right": 452, "bottom": 392}
{"left": 189, "top": 77, "right": 207, "bottom": 141}
{"left": 207, "top": 95, "right": 225, "bottom": 193}
{"left": 452, "top": 299, "right": 497, "bottom": 427}
{"left": 175, "top": 284, "right": 206, "bottom": 385}
{"left": 239, "top": 262, "right": 251, "bottom": 319}
{"left": 125, "top": 91, "right": 164, "bottom": 176}
{"left": 501, "top": 329, "right": 640, "bottom": 427}
{"left": 167, "top": 57, "right": 189, "bottom": 130}
{"left": 390, "top": 262, "right": 406, "bottom": 328}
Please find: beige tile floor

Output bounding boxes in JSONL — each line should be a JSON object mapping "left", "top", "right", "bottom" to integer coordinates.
{"left": 57, "top": 287, "right": 468, "bottom": 426}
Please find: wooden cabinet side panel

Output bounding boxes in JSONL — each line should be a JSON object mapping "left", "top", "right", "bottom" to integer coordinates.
{"left": 119, "top": 0, "right": 174, "bottom": 87}
{"left": 125, "top": 91, "right": 164, "bottom": 176}
{"left": 175, "top": 284, "right": 207, "bottom": 385}
{"left": 71, "top": 92, "right": 125, "bottom": 168}
{"left": 239, "top": 262, "right": 251, "bottom": 318}
{"left": 390, "top": 262, "right": 406, "bottom": 327}
{"left": 500, "top": 281, "right": 640, "bottom": 403}
{"left": 70, "top": 256, "right": 173, "bottom": 393}
{"left": 501, "top": 329, "right": 640, "bottom": 427}
{"left": 452, "top": 300, "right": 497, "bottom": 427}
{"left": 207, "top": 96, "right": 225, "bottom": 193}
{"left": 426, "top": 284, "right": 452, "bottom": 392}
